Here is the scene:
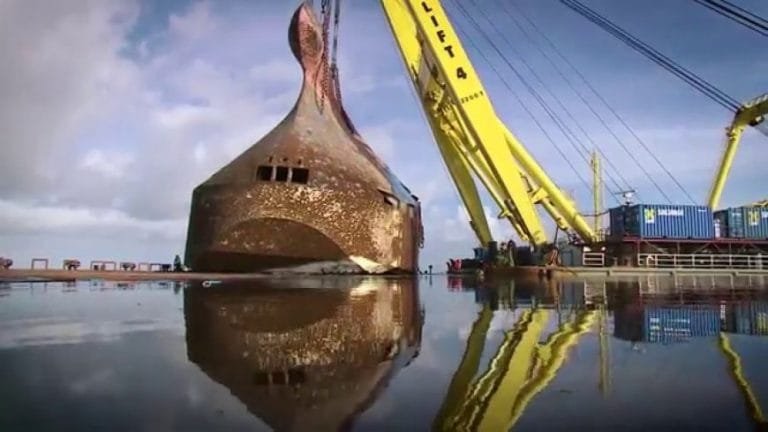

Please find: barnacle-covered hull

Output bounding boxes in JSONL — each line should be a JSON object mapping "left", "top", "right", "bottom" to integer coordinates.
{"left": 184, "top": 2, "right": 422, "bottom": 274}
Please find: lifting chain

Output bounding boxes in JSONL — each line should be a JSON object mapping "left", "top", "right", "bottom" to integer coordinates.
{"left": 315, "top": 0, "right": 333, "bottom": 110}
{"left": 330, "top": 0, "right": 342, "bottom": 102}
{"left": 313, "top": 0, "right": 341, "bottom": 111}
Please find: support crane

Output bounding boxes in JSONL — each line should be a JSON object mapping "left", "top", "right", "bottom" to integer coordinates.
{"left": 708, "top": 93, "right": 768, "bottom": 209}
{"left": 380, "top": 0, "right": 597, "bottom": 250}
{"left": 561, "top": 0, "right": 767, "bottom": 210}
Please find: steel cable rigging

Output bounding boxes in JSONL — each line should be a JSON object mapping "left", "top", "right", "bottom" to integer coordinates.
{"left": 473, "top": 0, "right": 632, "bottom": 202}
{"left": 691, "top": 0, "right": 768, "bottom": 37}
{"left": 560, "top": 0, "right": 741, "bottom": 113}
{"left": 508, "top": 0, "right": 699, "bottom": 205}
{"left": 467, "top": 0, "right": 631, "bottom": 203}
{"left": 492, "top": 0, "right": 637, "bottom": 197}
{"left": 445, "top": 0, "right": 596, "bottom": 199}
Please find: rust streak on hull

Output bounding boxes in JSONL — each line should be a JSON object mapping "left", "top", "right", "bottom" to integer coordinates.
{"left": 184, "top": 2, "right": 423, "bottom": 274}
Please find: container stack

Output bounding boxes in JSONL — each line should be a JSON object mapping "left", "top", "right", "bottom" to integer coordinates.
{"left": 644, "top": 305, "right": 721, "bottom": 343}
{"left": 608, "top": 204, "right": 715, "bottom": 239}
{"left": 728, "top": 302, "right": 768, "bottom": 335}
{"left": 714, "top": 206, "right": 768, "bottom": 240}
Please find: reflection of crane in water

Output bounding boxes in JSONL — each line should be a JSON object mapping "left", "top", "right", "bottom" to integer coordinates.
{"left": 433, "top": 281, "right": 596, "bottom": 431}
{"left": 616, "top": 282, "right": 768, "bottom": 429}
{"left": 720, "top": 333, "right": 767, "bottom": 427}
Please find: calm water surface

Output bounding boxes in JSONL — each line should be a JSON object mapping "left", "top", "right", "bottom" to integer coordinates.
{"left": 2, "top": 275, "right": 768, "bottom": 431}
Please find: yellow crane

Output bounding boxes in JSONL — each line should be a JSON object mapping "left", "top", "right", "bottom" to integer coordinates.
{"left": 708, "top": 93, "right": 768, "bottom": 210}
{"left": 379, "top": 0, "right": 597, "bottom": 249}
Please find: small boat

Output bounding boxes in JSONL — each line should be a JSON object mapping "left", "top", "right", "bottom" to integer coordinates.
{"left": 184, "top": 2, "right": 423, "bottom": 274}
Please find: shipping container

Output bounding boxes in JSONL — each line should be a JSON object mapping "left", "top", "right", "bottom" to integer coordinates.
{"left": 731, "top": 302, "right": 768, "bottom": 335}
{"left": 609, "top": 206, "right": 626, "bottom": 238}
{"left": 714, "top": 207, "right": 746, "bottom": 238}
{"left": 715, "top": 206, "right": 768, "bottom": 240}
{"left": 609, "top": 204, "right": 715, "bottom": 239}
{"left": 644, "top": 305, "right": 720, "bottom": 343}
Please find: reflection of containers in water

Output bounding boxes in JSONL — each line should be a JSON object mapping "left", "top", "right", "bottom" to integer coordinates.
{"left": 644, "top": 306, "right": 720, "bottom": 343}
{"left": 731, "top": 302, "right": 768, "bottom": 335}
{"left": 614, "top": 304, "right": 644, "bottom": 342}
{"left": 609, "top": 204, "right": 715, "bottom": 239}
{"left": 715, "top": 207, "right": 768, "bottom": 240}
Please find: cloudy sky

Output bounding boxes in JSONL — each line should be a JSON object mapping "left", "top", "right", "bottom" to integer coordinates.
{"left": 1, "top": 0, "right": 766, "bottom": 269}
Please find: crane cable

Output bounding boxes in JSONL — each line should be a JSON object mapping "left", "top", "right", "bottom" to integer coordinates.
{"left": 445, "top": 0, "right": 595, "bottom": 198}
{"left": 492, "top": 0, "right": 637, "bottom": 198}
{"left": 560, "top": 0, "right": 741, "bottom": 112}
{"left": 691, "top": 0, "right": 768, "bottom": 37}
{"left": 471, "top": 0, "right": 631, "bottom": 202}
{"left": 468, "top": 0, "right": 629, "bottom": 203}
{"left": 509, "top": 1, "right": 698, "bottom": 205}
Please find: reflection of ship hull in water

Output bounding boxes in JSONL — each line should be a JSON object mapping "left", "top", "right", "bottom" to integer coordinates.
{"left": 184, "top": 3, "right": 422, "bottom": 274}
{"left": 183, "top": 277, "right": 422, "bottom": 431}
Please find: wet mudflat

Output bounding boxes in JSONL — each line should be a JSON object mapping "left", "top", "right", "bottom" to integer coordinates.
{"left": 1, "top": 275, "right": 768, "bottom": 431}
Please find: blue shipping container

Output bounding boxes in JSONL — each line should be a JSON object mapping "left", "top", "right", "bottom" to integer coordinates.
{"left": 609, "top": 204, "right": 715, "bottom": 239}
{"left": 714, "top": 207, "right": 746, "bottom": 238}
{"left": 744, "top": 207, "right": 768, "bottom": 239}
{"left": 644, "top": 306, "right": 720, "bottom": 343}
{"left": 717, "top": 207, "right": 768, "bottom": 240}
{"left": 733, "top": 302, "right": 768, "bottom": 335}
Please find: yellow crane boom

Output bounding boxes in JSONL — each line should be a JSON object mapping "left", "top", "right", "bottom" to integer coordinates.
{"left": 708, "top": 93, "right": 768, "bottom": 209}
{"left": 380, "top": 0, "right": 597, "bottom": 248}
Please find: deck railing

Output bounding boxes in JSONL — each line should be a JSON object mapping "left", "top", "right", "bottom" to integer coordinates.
{"left": 583, "top": 252, "right": 606, "bottom": 267}
{"left": 638, "top": 253, "right": 767, "bottom": 269}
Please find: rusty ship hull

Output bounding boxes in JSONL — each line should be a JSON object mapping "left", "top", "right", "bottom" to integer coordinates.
{"left": 184, "top": 3, "right": 422, "bottom": 274}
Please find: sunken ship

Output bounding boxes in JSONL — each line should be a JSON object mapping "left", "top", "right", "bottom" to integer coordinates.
{"left": 184, "top": 278, "right": 423, "bottom": 431}
{"left": 184, "top": 3, "right": 422, "bottom": 274}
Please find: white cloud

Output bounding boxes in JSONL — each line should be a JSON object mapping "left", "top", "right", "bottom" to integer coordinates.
{"left": 193, "top": 142, "right": 207, "bottom": 164}
{"left": 359, "top": 124, "right": 398, "bottom": 161}
{"left": 167, "top": 1, "right": 217, "bottom": 41}
{"left": 248, "top": 59, "right": 301, "bottom": 83}
{"left": 0, "top": 200, "right": 185, "bottom": 240}
{"left": 79, "top": 149, "right": 135, "bottom": 179}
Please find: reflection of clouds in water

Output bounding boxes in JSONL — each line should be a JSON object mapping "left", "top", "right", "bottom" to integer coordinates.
{"left": 69, "top": 369, "right": 117, "bottom": 395}
{"left": 186, "top": 382, "right": 204, "bottom": 407}
{"left": 456, "top": 309, "right": 523, "bottom": 341}
{"left": 0, "top": 317, "right": 184, "bottom": 348}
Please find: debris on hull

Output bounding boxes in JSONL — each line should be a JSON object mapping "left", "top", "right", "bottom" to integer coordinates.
{"left": 184, "top": 2, "right": 423, "bottom": 274}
